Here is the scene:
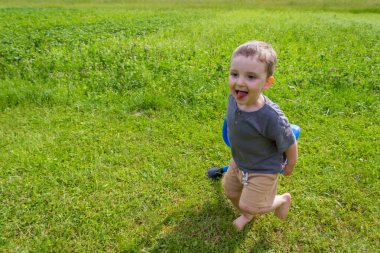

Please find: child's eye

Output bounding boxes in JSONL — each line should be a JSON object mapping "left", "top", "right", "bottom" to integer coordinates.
{"left": 230, "top": 72, "right": 238, "bottom": 78}
{"left": 248, "top": 75, "right": 256, "bottom": 80}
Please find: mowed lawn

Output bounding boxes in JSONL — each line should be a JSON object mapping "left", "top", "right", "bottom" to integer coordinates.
{"left": 0, "top": 1, "right": 379, "bottom": 252}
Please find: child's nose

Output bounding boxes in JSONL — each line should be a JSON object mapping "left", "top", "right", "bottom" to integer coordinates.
{"left": 236, "top": 77, "right": 244, "bottom": 86}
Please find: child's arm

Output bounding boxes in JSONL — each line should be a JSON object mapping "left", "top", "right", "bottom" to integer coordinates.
{"left": 229, "top": 157, "right": 237, "bottom": 170}
{"left": 283, "top": 141, "right": 298, "bottom": 176}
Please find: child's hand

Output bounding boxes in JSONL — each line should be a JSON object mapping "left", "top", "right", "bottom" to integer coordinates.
{"left": 282, "top": 163, "right": 295, "bottom": 176}
{"left": 283, "top": 142, "right": 298, "bottom": 176}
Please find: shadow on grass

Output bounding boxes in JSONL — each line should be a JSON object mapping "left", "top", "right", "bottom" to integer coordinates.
{"left": 144, "top": 179, "right": 274, "bottom": 252}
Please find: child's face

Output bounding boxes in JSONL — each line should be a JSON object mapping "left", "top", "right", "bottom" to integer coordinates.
{"left": 229, "top": 55, "right": 274, "bottom": 111}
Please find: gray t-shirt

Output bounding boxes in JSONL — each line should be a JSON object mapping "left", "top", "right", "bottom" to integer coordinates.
{"left": 226, "top": 94, "right": 295, "bottom": 174}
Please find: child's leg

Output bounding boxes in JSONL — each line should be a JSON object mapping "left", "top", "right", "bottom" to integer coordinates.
{"left": 235, "top": 173, "right": 292, "bottom": 230}
{"left": 225, "top": 189, "right": 256, "bottom": 230}
{"left": 273, "top": 193, "right": 291, "bottom": 219}
{"left": 222, "top": 159, "right": 242, "bottom": 211}
{"left": 239, "top": 193, "right": 292, "bottom": 219}
{"left": 222, "top": 165, "right": 243, "bottom": 211}
{"left": 222, "top": 164, "right": 255, "bottom": 229}
{"left": 232, "top": 213, "right": 255, "bottom": 231}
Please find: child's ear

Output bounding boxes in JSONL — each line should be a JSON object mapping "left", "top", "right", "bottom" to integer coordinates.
{"left": 263, "top": 76, "right": 275, "bottom": 90}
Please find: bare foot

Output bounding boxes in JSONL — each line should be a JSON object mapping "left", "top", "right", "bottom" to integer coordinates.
{"left": 233, "top": 214, "right": 253, "bottom": 231}
{"left": 274, "top": 193, "right": 292, "bottom": 220}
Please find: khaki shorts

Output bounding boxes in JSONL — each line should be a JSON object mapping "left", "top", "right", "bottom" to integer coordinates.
{"left": 222, "top": 166, "right": 278, "bottom": 209}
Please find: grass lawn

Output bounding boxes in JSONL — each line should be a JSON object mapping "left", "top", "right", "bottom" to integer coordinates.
{"left": 0, "top": 0, "right": 379, "bottom": 252}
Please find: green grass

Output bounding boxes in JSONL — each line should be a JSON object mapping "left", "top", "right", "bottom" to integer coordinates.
{"left": 0, "top": 1, "right": 379, "bottom": 252}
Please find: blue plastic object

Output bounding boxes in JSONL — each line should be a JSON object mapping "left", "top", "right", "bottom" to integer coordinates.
{"left": 222, "top": 119, "right": 231, "bottom": 147}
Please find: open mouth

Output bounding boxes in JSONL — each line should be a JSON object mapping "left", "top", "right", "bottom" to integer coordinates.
{"left": 236, "top": 90, "right": 248, "bottom": 99}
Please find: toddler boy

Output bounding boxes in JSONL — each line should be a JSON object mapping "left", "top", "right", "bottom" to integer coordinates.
{"left": 222, "top": 41, "right": 298, "bottom": 231}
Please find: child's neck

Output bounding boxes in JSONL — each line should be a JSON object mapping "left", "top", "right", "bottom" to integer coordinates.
{"left": 237, "top": 94, "right": 266, "bottom": 112}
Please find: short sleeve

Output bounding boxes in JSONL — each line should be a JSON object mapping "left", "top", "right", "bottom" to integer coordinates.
{"left": 274, "top": 116, "right": 296, "bottom": 153}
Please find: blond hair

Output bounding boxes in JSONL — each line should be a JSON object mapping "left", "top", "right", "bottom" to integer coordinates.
{"left": 232, "top": 41, "right": 277, "bottom": 77}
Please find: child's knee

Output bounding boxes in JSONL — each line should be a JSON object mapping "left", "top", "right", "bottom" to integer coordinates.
{"left": 239, "top": 201, "right": 261, "bottom": 215}
{"left": 224, "top": 189, "right": 240, "bottom": 200}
